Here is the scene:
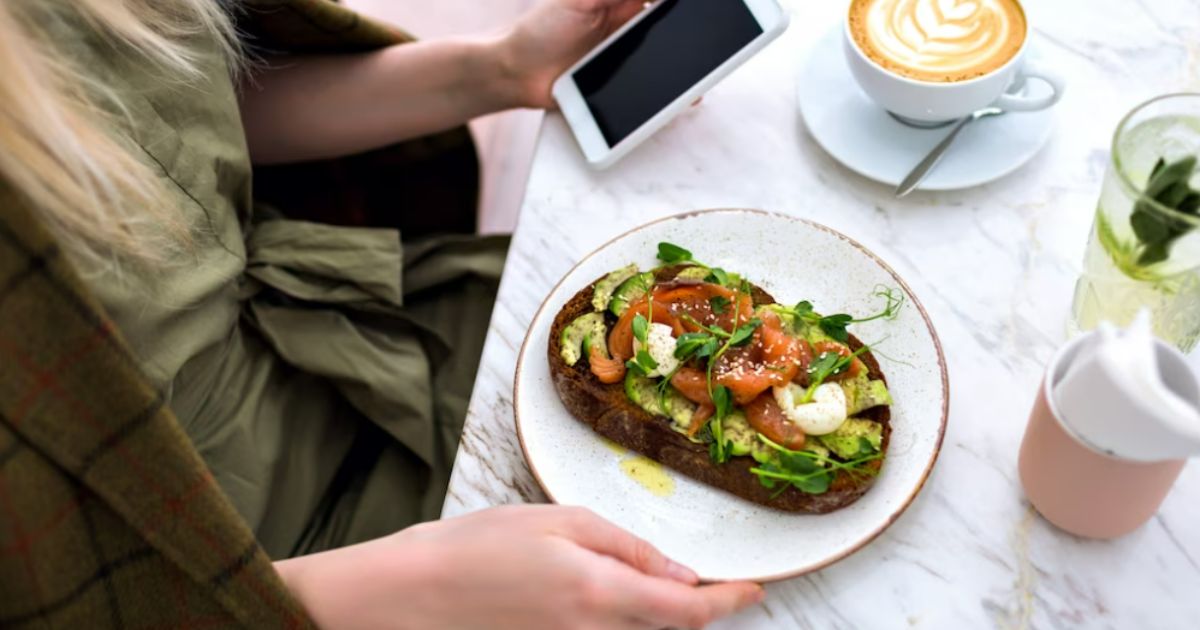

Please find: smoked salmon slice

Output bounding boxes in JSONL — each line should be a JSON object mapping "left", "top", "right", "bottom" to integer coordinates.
{"left": 745, "top": 393, "right": 806, "bottom": 450}
{"left": 607, "top": 298, "right": 684, "bottom": 361}
{"left": 588, "top": 344, "right": 626, "bottom": 384}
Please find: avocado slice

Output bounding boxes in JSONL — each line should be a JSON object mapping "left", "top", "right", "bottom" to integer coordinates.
{"left": 608, "top": 272, "right": 655, "bottom": 317}
{"left": 802, "top": 441, "right": 832, "bottom": 466}
{"left": 624, "top": 372, "right": 665, "bottom": 416}
{"left": 672, "top": 266, "right": 710, "bottom": 281}
{"left": 661, "top": 388, "right": 698, "bottom": 435}
{"left": 624, "top": 373, "right": 706, "bottom": 440}
{"left": 723, "top": 411, "right": 756, "bottom": 456}
{"left": 730, "top": 413, "right": 832, "bottom": 465}
{"left": 560, "top": 312, "right": 606, "bottom": 367}
{"left": 582, "top": 331, "right": 610, "bottom": 362}
{"left": 798, "top": 320, "right": 835, "bottom": 345}
{"left": 817, "top": 418, "right": 883, "bottom": 459}
{"left": 675, "top": 266, "right": 743, "bottom": 287}
{"left": 592, "top": 264, "right": 639, "bottom": 312}
{"left": 840, "top": 373, "right": 892, "bottom": 415}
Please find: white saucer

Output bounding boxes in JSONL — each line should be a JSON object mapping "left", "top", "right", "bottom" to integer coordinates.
{"left": 797, "top": 27, "right": 1056, "bottom": 192}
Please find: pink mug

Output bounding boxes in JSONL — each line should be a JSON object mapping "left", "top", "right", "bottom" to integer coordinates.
{"left": 1019, "top": 337, "right": 1188, "bottom": 539}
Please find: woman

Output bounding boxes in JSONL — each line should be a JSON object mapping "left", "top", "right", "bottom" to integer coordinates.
{"left": 0, "top": 0, "right": 762, "bottom": 627}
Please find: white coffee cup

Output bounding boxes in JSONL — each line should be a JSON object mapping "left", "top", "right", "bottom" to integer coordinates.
{"left": 842, "top": 1, "right": 1065, "bottom": 125}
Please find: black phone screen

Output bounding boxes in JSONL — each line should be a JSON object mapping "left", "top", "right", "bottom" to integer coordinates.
{"left": 573, "top": 0, "right": 764, "bottom": 147}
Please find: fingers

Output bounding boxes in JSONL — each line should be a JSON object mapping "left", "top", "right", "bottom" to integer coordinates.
{"left": 609, "top": 0, "right": 648, "bottom": 26}
{"left": 592, "top": 0, "right": 650, "bottom": 10}
{"left": 553, "top": 507, "right": 699, "bottom": 584}
{"left": 616, "top": 572, "right": 765, "bottom": 629}
{"left": 543, "top": 507, "right": 763, "bottom": 628}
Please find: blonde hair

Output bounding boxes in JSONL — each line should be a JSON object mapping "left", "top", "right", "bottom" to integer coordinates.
{"left": 0, "top": 0, "right": 240, "bottom": 268}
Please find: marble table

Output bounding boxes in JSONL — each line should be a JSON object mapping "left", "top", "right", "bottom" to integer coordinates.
{"left": 443, "top": 0, "right": 1200, "bottom": 627}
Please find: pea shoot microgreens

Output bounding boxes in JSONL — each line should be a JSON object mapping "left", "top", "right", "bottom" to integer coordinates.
{"left": 705, "top": 267, "right": 730, "bottom": 286}
{"left": 707, "top": 388, "right": 734, "bottom": 463}
{"left": 655, "top": 242, "right": 744, "bottom": 290}
{"left": 772, "top": 286, "right": 904, "bottom": 343}
{"left": 625, "top": 312, "right": 658, "bottom": 377}
{"left": 656, "top": 242, "right": 694, "bottom": 265}
{"left": 671, "top": 307, "right": 763, "bottom": 464}
{"left": 653, "top": 365, "right": 684, "bottom": 415}
{"left": 643, "top": 243, "right": 898, "bottom": 467}
{"left": 750, "top": 435, "right": 882, "bottom": 498}
{"left": 800, "top": 345, "right": 871, "bottom": 404}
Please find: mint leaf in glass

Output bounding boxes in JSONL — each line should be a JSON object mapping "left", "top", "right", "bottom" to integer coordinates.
{"left": 1132, "top": 156, "right": 1199, "bottom": 266}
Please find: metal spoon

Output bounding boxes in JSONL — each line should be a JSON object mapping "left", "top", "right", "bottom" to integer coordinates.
{"left": 894, "top": 106, "right": 1005, "bottom": 198}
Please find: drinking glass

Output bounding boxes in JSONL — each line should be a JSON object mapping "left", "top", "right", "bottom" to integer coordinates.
{"left": 1071, "top": 93, "right": 1200, "bottom": 352}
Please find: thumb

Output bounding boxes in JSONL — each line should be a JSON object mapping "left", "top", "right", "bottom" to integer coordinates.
{"left": 552, "top": 508, "right": 700, "bottom": 584}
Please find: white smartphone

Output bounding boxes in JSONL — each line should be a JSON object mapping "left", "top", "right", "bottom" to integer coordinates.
{"left": 552, "top": 0, "right": 788, "bottom": 169}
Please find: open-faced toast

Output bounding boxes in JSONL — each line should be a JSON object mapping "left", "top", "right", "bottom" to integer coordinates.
{"left": 548, "top": 254, "right": 895, "bottom": 514}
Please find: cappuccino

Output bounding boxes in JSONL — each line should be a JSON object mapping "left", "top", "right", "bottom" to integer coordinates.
{"left": 849, "top": 0, "right": 1027, "bottom": 83}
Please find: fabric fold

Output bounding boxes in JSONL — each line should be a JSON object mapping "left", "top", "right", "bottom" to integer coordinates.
{"left": 242, "top": 218, "right": 449, "bottom": 468}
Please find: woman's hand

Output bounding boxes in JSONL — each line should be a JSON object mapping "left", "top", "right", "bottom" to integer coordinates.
{"left": 276, "top": 505, "right": 763, "bottom": 630}
{"left": 240, "top": 0, "right": 649, "bottom": 162}
{"left": 500, "top": 0, "right": 649, "bottom": 109}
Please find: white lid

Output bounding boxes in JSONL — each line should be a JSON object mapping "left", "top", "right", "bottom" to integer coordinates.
{"left": 1052, "top": 313, "right": 1200, "bottom": 462}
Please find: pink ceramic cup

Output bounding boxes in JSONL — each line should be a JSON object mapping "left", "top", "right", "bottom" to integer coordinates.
{"left": 1019, "top": 341, "right": 1187, "bottom": 539}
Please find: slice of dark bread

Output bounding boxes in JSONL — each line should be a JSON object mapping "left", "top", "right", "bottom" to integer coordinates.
{"left": 547, "top": 265, "right": 891, "bottom": 513}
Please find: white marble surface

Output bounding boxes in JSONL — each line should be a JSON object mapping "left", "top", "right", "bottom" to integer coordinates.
{"left": 443, "top": 0, "right": 1200, "bottom": 627}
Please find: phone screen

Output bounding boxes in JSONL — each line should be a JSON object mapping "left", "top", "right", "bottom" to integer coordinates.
{"left": 573, "top": 0, "right": 764, "bottom": 147}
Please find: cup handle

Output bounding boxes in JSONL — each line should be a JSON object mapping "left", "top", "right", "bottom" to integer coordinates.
{"left": 993, "top": 61, "right": 1066, "bottom": 112}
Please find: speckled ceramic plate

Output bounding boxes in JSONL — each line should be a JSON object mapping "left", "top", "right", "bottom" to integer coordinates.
{"left": 514, "top": 209, "right": 948, "bottom": 582}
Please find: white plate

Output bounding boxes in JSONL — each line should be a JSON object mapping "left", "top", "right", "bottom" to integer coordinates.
{"left": 514, "top": 209, "right": 949, "bottom": 581}
{"left": 797, "top": 27, "right": 1055, "bottom": 191}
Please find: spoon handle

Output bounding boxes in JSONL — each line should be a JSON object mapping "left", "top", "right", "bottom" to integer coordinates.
{"left": 894, "top": 115, "right": 976, "bottom": 198}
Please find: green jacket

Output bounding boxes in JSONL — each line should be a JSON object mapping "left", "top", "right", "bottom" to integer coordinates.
{"left": 0, "top": 1, "right": 478, "bottom": 626}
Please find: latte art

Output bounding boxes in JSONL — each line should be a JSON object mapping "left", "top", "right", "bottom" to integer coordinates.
{"left": 850, "top": 0, "right": 1027, "bottom": 82}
